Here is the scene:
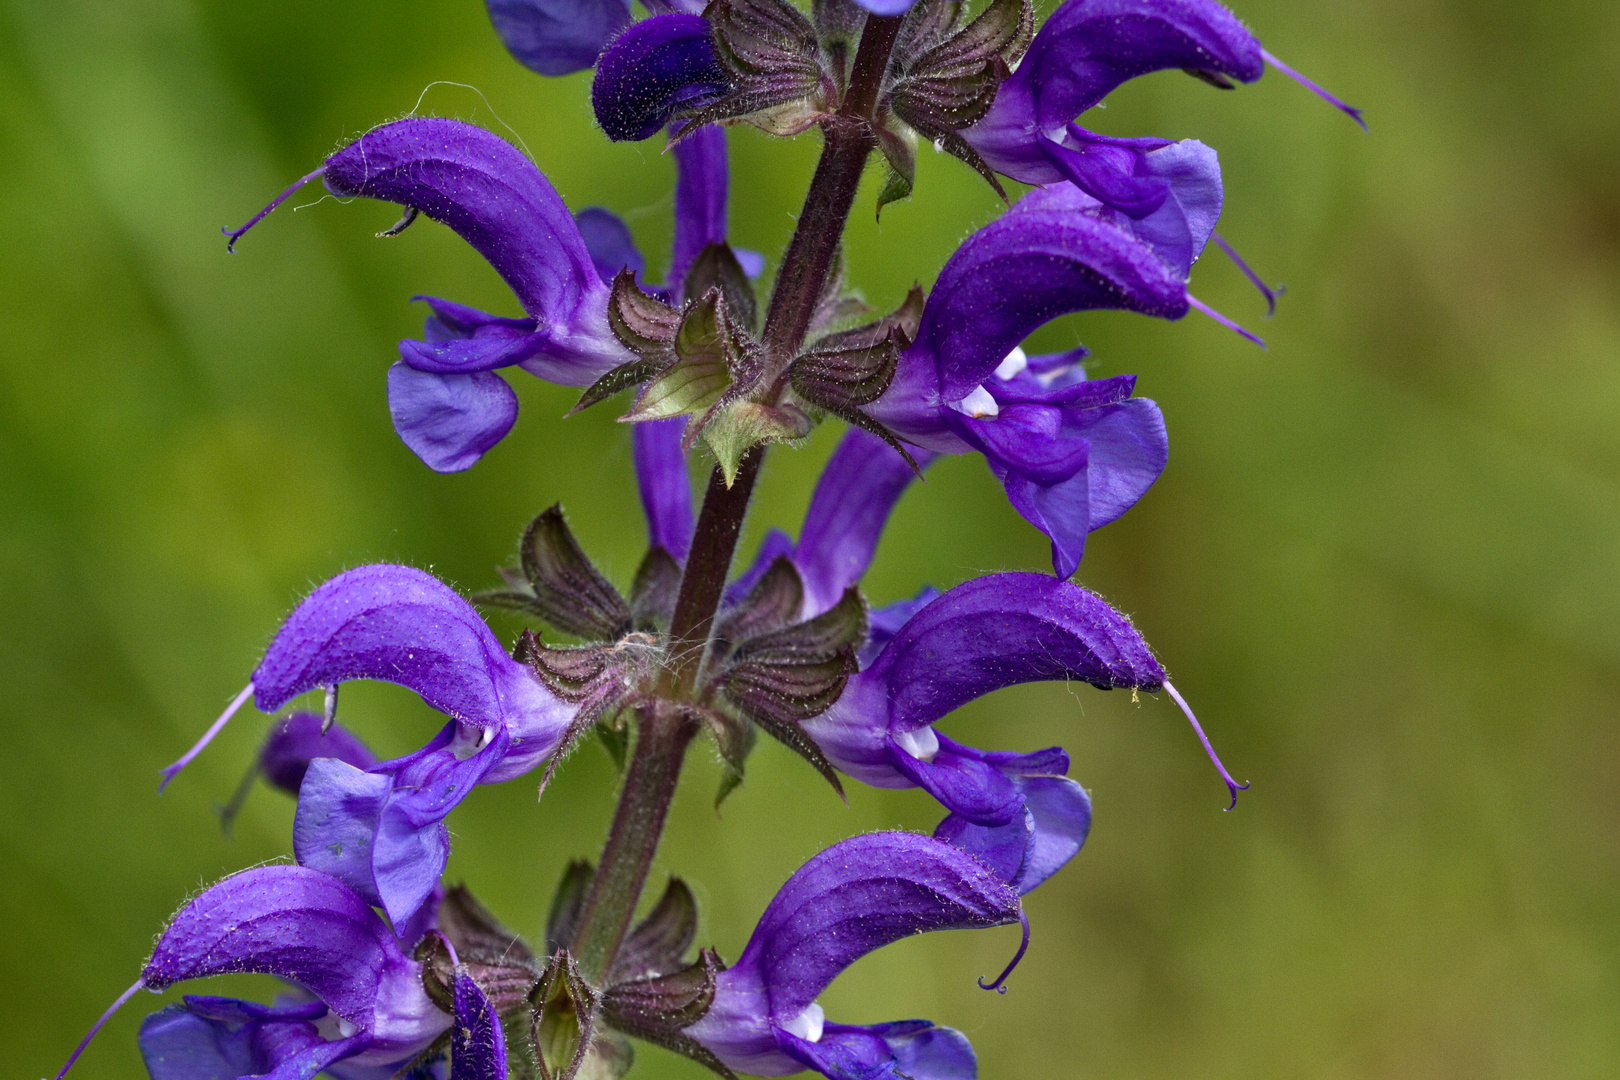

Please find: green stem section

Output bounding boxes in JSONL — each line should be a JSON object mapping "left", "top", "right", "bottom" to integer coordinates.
{"left": 569, "top": 704, "right": 697, "bottom": 984}
{"left": 567, "top": 14, "right": 907, "bottom": 990}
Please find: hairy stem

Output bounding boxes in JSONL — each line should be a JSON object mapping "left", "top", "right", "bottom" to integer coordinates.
{"left": 569, "top": 15, "right": 908, "bottom": 989}
{"left": 661, "top": 445, "right": 765, "bottom": 698}
{"left": 760, "top": 13, "right": 904, "bottom": 379}
{"left": 570, "top": 704, "right": 697, "bottom": 985}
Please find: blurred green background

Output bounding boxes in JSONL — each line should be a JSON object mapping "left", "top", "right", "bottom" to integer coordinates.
{"left": 5, "top": 0, "right": 1619, "bottom": 1075}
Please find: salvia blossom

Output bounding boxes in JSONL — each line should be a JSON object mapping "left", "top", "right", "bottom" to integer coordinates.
{"left": 53, "top": 0, "right": 1360, "bottom": 1076}
{"left": 159, "top": 564, "right": 575, "bottom": 924}
{"left": 683, "top": 832, "right": 1024, "bottom": 1077}
{"left": 59, "top": 866, "right": 457, "bottom": 1080}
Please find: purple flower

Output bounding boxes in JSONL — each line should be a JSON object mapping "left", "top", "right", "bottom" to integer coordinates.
{"left": 684, "top": 832, "right": 1024, "bottom": 1078}
{"left": 866, "top": 185, "right": 1179, "bottom": 577}
{"left": 592, "top": 14, "right": 731, "bottom": 142}
{"left": 964, "top": 0, "right": 1363, "bottom": 202}
{"left": 214, "top": 711, "right": 379, "bottom": 836}
{"left": 160, "top": 564, "right": 575, "bottom": 923}
{"left": 58, "top": 867, "right": 458, "bottom": 1080}
{"left": 801, "top": 572, "right": 1247, "bottom": 885}
{"left": 223, "top": 118, "right": 630, "bottom": 473}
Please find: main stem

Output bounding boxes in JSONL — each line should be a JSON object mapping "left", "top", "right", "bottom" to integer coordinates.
{"left": 570, "top": 704, "right": 696, "bottom": 984}
{"left": 568, "top": 13, "right": 906, "bottom": 989}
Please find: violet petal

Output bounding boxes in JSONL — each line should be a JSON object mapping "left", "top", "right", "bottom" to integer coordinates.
{"left": 634, "top": 416, "right": 696, "bottom": 562}
{"left": 486, "top": 0, "right": 632, "bottom": 77}
{"left": 386, "top": 363, "right": 519, "bottom": 474}
{"left": 251, "top": 565, "right": 570, "bottom": 762}
{"left": 670, "top": 123, "right": 729, "bottom": 296}
{"left": 575, "top": 206, "right": 647, "bottom": 283}
{"left": 592, "top": 15, "right": 730, "bottom": 142}
{"left": 323, "top": 121, "right": 614, "bottom": 377}
{"left": 795, "top": 429, "right": 938, "bottom": 617}
{"left": 888, "top": 186, "right": 1190, "bottom": 406}
{"left": 450, "top": 974, "right": 507, "bottom": 1080}
{"left": 260, "top": 712, "right": 378, "bottom": 795}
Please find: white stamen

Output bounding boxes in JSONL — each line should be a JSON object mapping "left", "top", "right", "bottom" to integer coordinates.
{"left": 782, "top": 1003, "right": 825, "bottom": 1043}
{"left": 949, "top": 386, "right": 999, "bottom": 419}
{"left": 336, "top": 1017, "right": 358, "bottom": 1038}
{"left": 893, "top": 726, "right": 940, "bottom": 763}
{"left": 476, "top": 726, "right": 494, "bottom": 751}
{"left": 995, "top": 346, "right": 1028, "bottom": 381}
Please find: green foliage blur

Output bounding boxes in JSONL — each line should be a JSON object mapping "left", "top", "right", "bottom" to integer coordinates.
{"left": 4, "top": 0, "right": 1618, "bottom": 1075}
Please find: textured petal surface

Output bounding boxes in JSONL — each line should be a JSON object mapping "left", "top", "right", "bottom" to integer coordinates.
{"left": 141, "top": 867, "right": 447, "bottom": 1060}
{"left": 865, "top": 573, "right": 1165, "bottom": 730}
{"left": 1016, "top": 0, "right": 1261, "bottom": 127}
{"left": 324, "top": 120, "right": 594, "bottom": 326}
{"left": 251, "top": 565, "right": 570, "bottom": 765}
{"left": 449, "top": 975, "right": 507, "bottom": 1080}
{"left": 487, "top": 0, "right": 632, "bottom": 77}
{"left": 879, "top": 186, "right": 1189, "bottom": 411}
{"left": 592, "top": 15, "right": 730, "bottom": 142}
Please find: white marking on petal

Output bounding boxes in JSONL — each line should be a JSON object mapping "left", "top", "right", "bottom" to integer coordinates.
{"left": 893, "top": 726, "right": 940, "bottom": 763}
{"left": 782, "top": 1003, "right": 825, "bottom": 1043}
{"left": 948, "top": 386, "right": 999, "bottom": 418}
{"left": 995, "top": 346, "right": 1028, "bottom": 381}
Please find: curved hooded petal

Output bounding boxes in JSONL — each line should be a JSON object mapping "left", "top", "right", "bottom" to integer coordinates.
{"left": 322, "top": 118, "right": 627, "bottom": 385}
{"left": 793, "top": 429, "right": 938, "bottom": 617}
{"left": 486, "top": 0, "right": 632, "bottom": 77}
{"left": 252, "top": 564, "right": 573, "bottom": 770}
{"left": 871, "top": 186, "right": 1189, "bottom": 439}
{"left": 1023, "top": 152, "right": 1218, "bottom": 278}
{"left": 861, "top": 587, "right": 941, "bottom": 668}
{"left": 387, "top": 364, "right": 520, "bottom": 474}
{"left": 260, "top": 712, "right": 378, "bottom": 795}
{"left": 634, "top": 416, "right": 696, "bottom": 562}
{"left": 143, "top": 866, "right": 451, "bottom": 1062}
{"left": 684, "top": 832, "right": 1020, "bottom": 1076}
{"left": 449, "top": 975, "right": 507, "bottom": 1080}
{"left": 592, "top": 15, "right": 730, "bottom": 142}
{"left": 294, "top": 725, "right": 513, "bottom": 924}
{"left": 802, "top": 573, "right": 1162, "bottom": 791}
{"left": 574, "top": 206, "right": 647, "bottom": 283}
{"left": 1016, "top": 0, "right": 1260, "bottom": 132}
